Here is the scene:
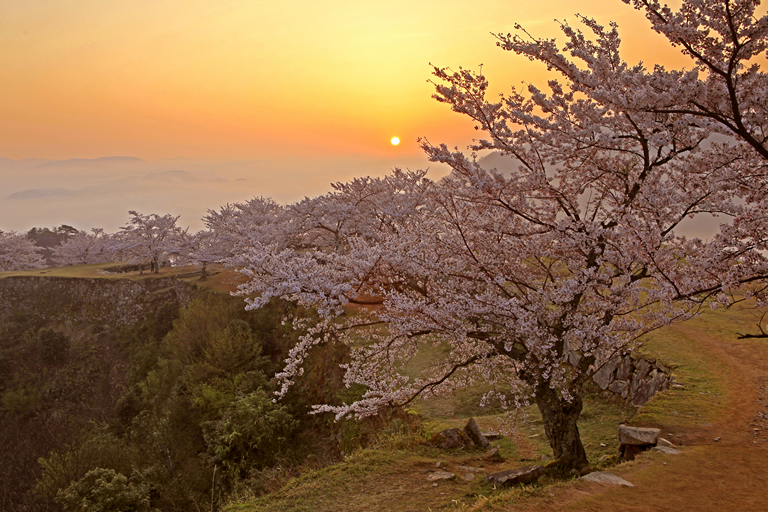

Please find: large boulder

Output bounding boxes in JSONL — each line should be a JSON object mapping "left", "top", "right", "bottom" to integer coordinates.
{"left": 427, "top": 428, "right": 474, "bottom": 449}
{"left": 485, "top": 466, "right": 545, "bottom": 486}
{"left": 618, "top": 424, "right": 661, "bottom": 461}
{"left": 464, "top": 418, "right": 490, "bottom": 448}
{"left": 618, "top": 425, "right": 660, "bottom": 445}
{"left": 427, "top": 418, "right": 491, "bottom": 450}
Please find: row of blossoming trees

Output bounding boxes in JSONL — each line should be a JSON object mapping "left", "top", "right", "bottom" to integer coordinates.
{"left": 1, "top": 0, "right": 766, "bottom": 473}
{"left": 0, "top": 211, "right": 187, "bottom": 272}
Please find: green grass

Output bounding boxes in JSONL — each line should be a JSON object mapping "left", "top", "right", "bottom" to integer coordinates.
{"left": 629, "top": 309, "right": 735, "bottom": 429}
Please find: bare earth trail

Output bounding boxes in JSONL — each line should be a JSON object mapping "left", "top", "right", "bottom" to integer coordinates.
{"left": 509, "top": 323, "right": 768, "bottom": 512}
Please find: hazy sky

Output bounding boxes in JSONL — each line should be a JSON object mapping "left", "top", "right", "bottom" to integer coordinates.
{"left": 1, "top": 0, "right": 694, "bottom": 232}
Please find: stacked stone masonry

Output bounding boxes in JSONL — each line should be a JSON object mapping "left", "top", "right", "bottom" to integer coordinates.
{"left": 592, "top": 351, "right": 673, "bottom": 406}
{"left": 0, "top": 275, "right": 197, "bottom": 327}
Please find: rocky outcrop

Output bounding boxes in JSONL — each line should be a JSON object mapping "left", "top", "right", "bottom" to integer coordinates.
{"left": 0, "top": 275, "right": 198, "bottom": 327}
{"left": 593, "top": 351, "right": 673, "bottom": 405}
{"left": 464, "top": 418, "right": 490, "bottom": 448}
{"left": 427, "top": 418, "right": 491, "bottom": 450}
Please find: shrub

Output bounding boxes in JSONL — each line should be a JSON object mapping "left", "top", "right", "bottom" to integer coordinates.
{"left": 56, "top": 468, "right": 150, "bottom": 512}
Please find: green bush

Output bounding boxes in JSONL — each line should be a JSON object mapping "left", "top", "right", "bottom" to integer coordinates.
{"left": 56, "top": 468, "right": 150, "bottom": 512}
{"left": 203, "top": 390, "right": 298, "bottom": 476}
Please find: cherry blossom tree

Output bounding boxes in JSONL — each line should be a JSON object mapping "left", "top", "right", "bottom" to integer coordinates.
{"left": 114, "top": 211, "right": 184, "bottom": 274}
{"left": 202, "top": 197, "right": 284, "bottom": 267}
{"left": 0, "top": 231, "right": 45, "bottom": 271}
{"left": 235, "top": 0, "right": 768, "bottom": 471}
{"left": 182, "top": 229, "right": 222, "bottom": 279}
{"left": 51, "top": 229, "right": 113, "bottom": 266}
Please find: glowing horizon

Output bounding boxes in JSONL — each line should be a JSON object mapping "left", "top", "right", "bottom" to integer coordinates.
{"left": 0, "top": 0, "right": 704, "bottom": 234}
{"left": 0, "top": 0, "right": 691, "bottom": 162}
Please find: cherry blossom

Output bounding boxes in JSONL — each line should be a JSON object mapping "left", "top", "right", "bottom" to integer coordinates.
{"left": 235, "top": 0, "right": 768, "bottom": 470}
{"left": 0, "top": 231, "right": 45, "bottom": 271}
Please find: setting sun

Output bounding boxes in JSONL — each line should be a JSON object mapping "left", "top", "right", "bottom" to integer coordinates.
{"left": 391, "top": 137, "right": 400, "bottom": 146}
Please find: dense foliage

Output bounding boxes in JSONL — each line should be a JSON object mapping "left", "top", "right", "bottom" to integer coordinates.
{"left": 0, "top": 289, "right": 355, "bottom": 512}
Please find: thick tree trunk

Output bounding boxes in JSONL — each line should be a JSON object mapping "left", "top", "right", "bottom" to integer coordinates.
{"left": 535, "top": 383, "right": 588, "bottom": 471}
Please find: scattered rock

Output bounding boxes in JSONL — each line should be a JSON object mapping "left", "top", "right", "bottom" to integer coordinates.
{"left": 427, "top": 428, "right": 474, "bottom": 449}
{"left": 482, "top": 432, "right": 505, "bottom": 440}
{"left": 658, "top": 437, "right": 677, "bottom": 448}
{"left": 653, "top": 446, "right": 681, "bottom": 455}
{"left": 427, "top": 471, "right": 455, "bottom": 482}
{"left": 487, "top": 448, "right": 505, "bottom": 463}
{"left": 457, "top": 465, "right": 484, "bottom": 473}
{"left": 435, "top": 461, "right": 444, "bottom": 468}
{"left": 462, "top": 473, "right": 475, "bottom": 481}
{"left": 714, "top": 437, "right": 721, "bottom": 442}
{"left": 485, "top": 466, "right": 545, "bottom": 487}
{"left": 581, "top": 472, "right": 635, "bottom": 487}
{"left": 427, "top": 418, "right": 491, "bottom": 450}
{"left": 464, "top": 418, "right": 491, "bottom": 448}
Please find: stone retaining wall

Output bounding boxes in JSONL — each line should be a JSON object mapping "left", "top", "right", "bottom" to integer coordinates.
{"left": 592, "top": 351, "right": 673, "bottom": 406}
{"left": 0, "top": 275, "right": 198, "bottom": 327}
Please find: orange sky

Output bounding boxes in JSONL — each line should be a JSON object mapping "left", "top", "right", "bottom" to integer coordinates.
{"left": 0, "top": 0, "right": 692, "bottom": 162}
{"left": 0, "top": 0, "right": 709, "bottom": 233}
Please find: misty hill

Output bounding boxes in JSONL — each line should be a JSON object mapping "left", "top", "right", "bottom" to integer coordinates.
{"left": 5, "top": 188, "right": 73, "bottom": 200}
{"left": 30, "top": 156, "right": 144, "bottom": 170}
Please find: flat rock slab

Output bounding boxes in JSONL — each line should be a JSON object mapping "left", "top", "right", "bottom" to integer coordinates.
{"left": 427, "top": 471, "right": 455, "bottom": 482}
{"left": 486, "top": 465, "right": 544, "bottom": 486}
{"left": 619, "top": 424, "right": 661, "bottom": 445}
{"left": 653, "top": 445, "right": 682, "bottom": 455}
{"left": 581, "top": 472, "right": 635, "bottom": 487}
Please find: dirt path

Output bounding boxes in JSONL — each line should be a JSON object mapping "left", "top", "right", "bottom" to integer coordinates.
{"left": 508, "top": 323, "right": 768, "bottom": 511}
